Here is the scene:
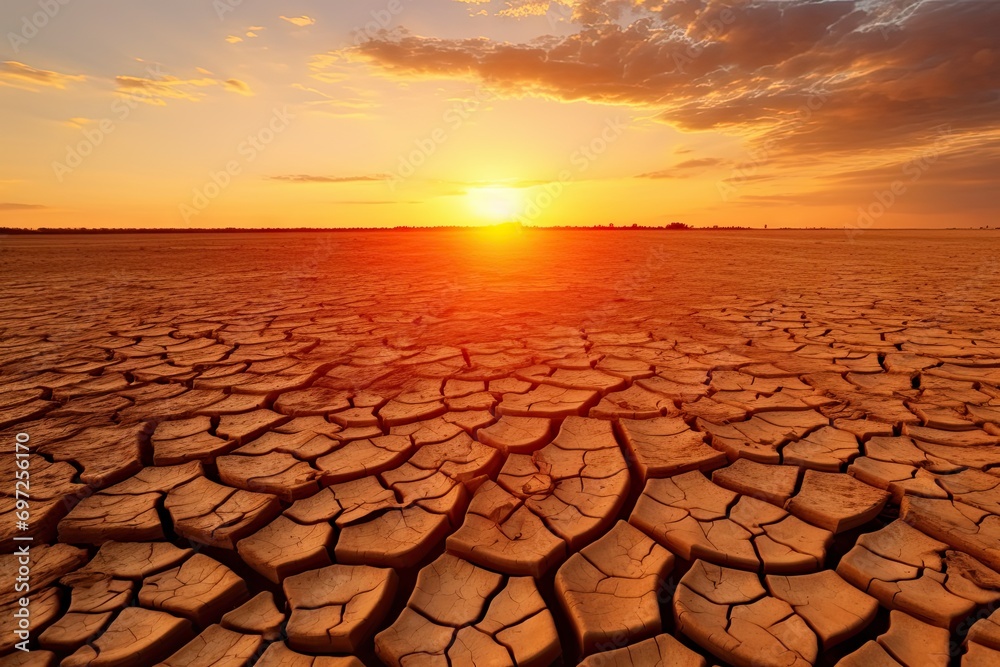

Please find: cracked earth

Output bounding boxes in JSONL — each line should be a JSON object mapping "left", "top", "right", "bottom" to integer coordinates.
{"left": 2, "top": 229, "right": 1000, "bottom": 666}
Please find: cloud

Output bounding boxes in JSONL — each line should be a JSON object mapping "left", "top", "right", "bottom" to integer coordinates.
{"left": 453, "top": 0, "right": 573, "bottom": 18}
{"left": 497, "top": 1, "right": 553, "bottom": 18}
{"left": 459, "top": 178, "right": 553, "bottom": 189}
{"left": 636, "top": 157, "right": 730, "bottom": 179}
{"left": 0, "top": 61, "right": 85, "bottom": 90}
{"left": 307, "top": 52, "right": 352, "bottom": 84}
{"left": 281, "top": 15, "right": 316, "bottom": 27}
{"left": 115, "top": 73, "right": 253, "bottom": 104}
{"left": 223, "top": 79, "right": 254, "bottom": 96}
{"left": 268, "top": 174, "right": 391, "bottom": 183}
{"left": 723, "top": 133, "right": 1000, "bottom": 221}
{"left": 340, "top": 0, "right": 1000, "bottom": 219}
{"left": 334, "top": 200, "right": 423, "bottom": 205}
{"left": 226, "top": 35, "right": 243, "bottom": 44}
{"left": 347, "top": 1, "right": 1000, "bottom": 161}
{"left": 116, "top": 75, "right": 217, "bottom": 103}
{"left": 64, "top": 117, "right": 93, "bottom": 129}
{"left": 0, "top": 203, "right": 48, "bottom": 212}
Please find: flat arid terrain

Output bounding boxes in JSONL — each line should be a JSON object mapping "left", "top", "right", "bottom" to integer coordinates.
{"left": 3, "top": 229, "right": 1000, "bottom": 667}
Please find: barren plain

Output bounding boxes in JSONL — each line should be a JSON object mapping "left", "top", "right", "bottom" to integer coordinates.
{"left": 2, "top": 229, "right": 1000, "bottom": 667}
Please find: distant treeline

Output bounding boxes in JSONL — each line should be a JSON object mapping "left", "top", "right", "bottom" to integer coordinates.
{"left": 0, "top": 222, "right": 767, "bottom": 234}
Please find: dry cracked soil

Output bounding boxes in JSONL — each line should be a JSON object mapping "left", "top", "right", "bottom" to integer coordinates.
{"left": 1, "top": 228, "right": 1000, "bottom": 667}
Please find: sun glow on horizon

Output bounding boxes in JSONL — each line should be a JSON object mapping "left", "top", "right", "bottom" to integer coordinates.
{"left": 466, "top": 187, "right": 525, "bottom": 225}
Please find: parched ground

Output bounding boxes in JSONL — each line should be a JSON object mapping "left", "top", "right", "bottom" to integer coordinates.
{"left": 2, "top": 229, "right": 1000, "bottom": 667}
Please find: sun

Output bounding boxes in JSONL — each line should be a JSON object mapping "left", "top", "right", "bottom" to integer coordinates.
{"left": 466, "top": 187, "right": 524, "bottom": 224}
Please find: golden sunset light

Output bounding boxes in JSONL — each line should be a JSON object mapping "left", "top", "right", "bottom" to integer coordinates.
{"left": 467, "top": 187, "right": 526, "bottom": 224}
{"left": 3, "top": 4, "right": 1000, "bottom": 667}
{"left": 2, "top": 0, "right": 997, "bottom": 230}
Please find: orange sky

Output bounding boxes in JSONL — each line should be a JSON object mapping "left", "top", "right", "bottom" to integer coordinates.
{"left": 1, "top": 0, "right": 997, "bottom": 229}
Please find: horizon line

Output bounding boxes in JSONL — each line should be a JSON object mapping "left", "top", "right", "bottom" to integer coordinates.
{"left": 2, "top": 224, "right": 997, "bottom": 235}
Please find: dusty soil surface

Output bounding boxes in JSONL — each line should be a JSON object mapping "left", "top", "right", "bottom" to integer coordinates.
{"left": 2, "top": 229, "right": 1000, "bottom": 666}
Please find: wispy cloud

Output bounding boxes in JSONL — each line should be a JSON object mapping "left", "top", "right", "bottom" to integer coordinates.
{"left": 223, "top": 78, "right": 254, "bottom": 96}
{"left": 0, "top": 61, "right": 85, "bottom": 91}
{"left": 335, "top": 200, "right": 422, "bottom": 205}
{"left": 268, "top": 174, "right": 390, "bottom": 184}
{"left": 453, "top": 0, "right": 565, "bottom": 18}
{"left": 280, "top": 15, "right": 316, "bottom": 27}
{"left": 636, "top": 158, "right": 730, "bottom": 179}
{"left": 497, "top": 0, "right": 553, "bottom": 18}
{"left": 0, "top": 202, "right": 48, "bottom": 211}
{"left": 115, "top": 72, "right": 253, "bottom": 104}
{"left": 64, "top": 117, "right": 94, "bottom": 129}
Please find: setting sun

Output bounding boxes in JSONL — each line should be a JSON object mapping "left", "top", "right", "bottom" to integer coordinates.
{"left": 466, "top": 187, "right": 525, "bottom": 224}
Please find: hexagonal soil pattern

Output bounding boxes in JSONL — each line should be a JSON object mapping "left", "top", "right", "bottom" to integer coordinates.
{"left": 2, "top": 230, "right": 1000, "bottom": 666}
